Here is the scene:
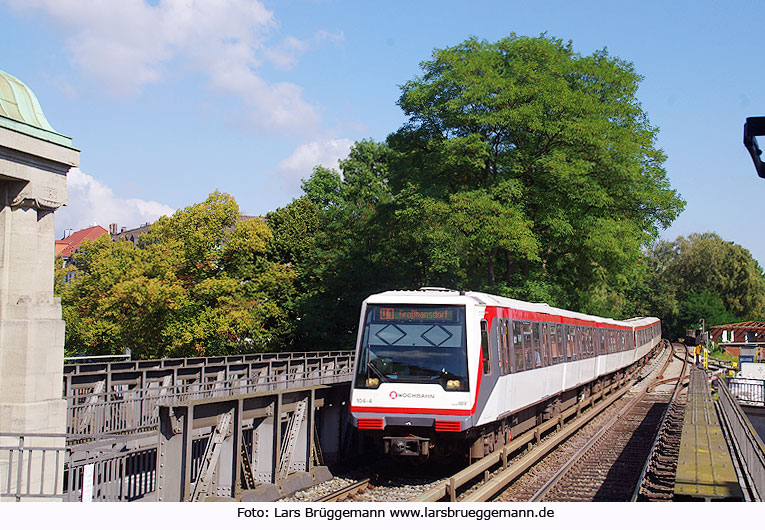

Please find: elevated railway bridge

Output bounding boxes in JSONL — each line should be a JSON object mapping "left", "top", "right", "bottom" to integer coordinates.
{"left": 1, "top": 346, "right": 763, "bottom": 502}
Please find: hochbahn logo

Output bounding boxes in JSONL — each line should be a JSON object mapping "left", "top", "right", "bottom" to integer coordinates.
{"left": 389, "top": 391, "right": 435, "bottom": 399}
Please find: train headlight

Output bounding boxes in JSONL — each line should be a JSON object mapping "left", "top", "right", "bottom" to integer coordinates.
{"left": 446, "top": 379, "right": 461, "bottom": 390}
{"left": 366, "top": 377, "right": 380, "bottom": 388}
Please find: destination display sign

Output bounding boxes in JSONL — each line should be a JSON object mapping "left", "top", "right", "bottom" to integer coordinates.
{"left": 372, "top": 305, "right": 461, "bottom": 323}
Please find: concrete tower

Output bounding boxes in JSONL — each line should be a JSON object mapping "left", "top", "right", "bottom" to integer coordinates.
{"left": 0, "top": 70, "right": 79, "bottom": 499}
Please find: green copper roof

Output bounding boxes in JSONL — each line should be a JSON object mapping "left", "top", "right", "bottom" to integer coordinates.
{"left": 0, "top": 69, "right": 72, "bottom": 147}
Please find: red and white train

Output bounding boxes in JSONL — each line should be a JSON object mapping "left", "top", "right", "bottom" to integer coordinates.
{"left": 349, "top": 288, "right": 661, "bottom": 459}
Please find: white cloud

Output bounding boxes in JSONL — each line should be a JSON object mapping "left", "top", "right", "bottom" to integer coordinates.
{"left": 55, "top": 168, "right": 175, "bottom": 238}
{"left": 6, "top": 0, "right": 325, "bottom": 131}
{"left": 276, "top": 138, "right": 354, "bottom": 187}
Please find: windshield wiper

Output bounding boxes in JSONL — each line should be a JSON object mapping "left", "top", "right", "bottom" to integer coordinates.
{"left": 366, "top": 348, "right": 390, "bottom": 382}
{"left": 367, "top": 361, "right": 389, "bottom": 382}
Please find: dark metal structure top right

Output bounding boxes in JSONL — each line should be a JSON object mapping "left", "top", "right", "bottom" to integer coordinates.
{"left": 744, "top": 116, "right": 765, "bottom": 178}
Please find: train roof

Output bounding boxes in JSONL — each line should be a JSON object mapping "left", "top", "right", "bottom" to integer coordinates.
{"left": 364, "top": 288, "right": 659, "bottom": 329}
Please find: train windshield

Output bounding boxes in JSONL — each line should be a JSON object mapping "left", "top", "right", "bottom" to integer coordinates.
{"left": 354, "top": 304, "right": 469, "bottom": 391}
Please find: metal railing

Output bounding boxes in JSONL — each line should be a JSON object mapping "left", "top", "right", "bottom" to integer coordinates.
{"left": 727, "top": 377, "right": 765, "bottom": 407}
{"left": 716, "top": 378, "right": 765, "bottom": 500}
{"left": 4, "top": 351, "right": 357, "bottom": 501}
{"left": 0, "top": 433, "right": 66, "bottom": 501}
{"left": 63, "top": 350, "right": 354, "bottom": 393}
{"left": 2, "top": 432, "right": 161, "bottom": 502}
{"left": 66, "top": 357, "right": 353, "bottom": 438}
{"left": 64, "top": 434, "right": 159, "bottom": 502}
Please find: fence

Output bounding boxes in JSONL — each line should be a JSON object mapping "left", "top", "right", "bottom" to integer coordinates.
{"left": 3, "top": 432, "right": 164, "bottom": 502}
{"left": 727, "top": 377, "right": 765, "bottom": 407}
{"left": 3, "top": 384, "right": 349, "bottom": 502}
{"left": 0, "top": 433, "right": 66, "bottom": 501}
{"left": 716, "top": 378, "right": 765, "bottom": 499}
{"left": 66, "top": 353, "right": 354, "bottom": 438}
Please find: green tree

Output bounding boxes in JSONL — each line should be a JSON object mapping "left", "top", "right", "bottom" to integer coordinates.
{"left": 60, "top": 192, "right": 295, "bottom": 358}
{"left": 386, "top": 34, "right": 684, "bottom": 312}
{"left": 640, "top": 233, "right": 765, "bottom": 337}
{"left": 266, "top": 140, "right": 397, "bottom": 349}
{"left": 678, "top": 290, "right": 736, "bottom": 333}
{"left": 271, "top": 35, "right": 686, "bottom": 348}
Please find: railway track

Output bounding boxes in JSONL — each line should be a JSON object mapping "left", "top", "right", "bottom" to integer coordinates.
{"left": 408, "top": 341, "right": 675, "bottom": 502}
{"left": 632, "top": 393, "right": 686, "bottom": 500}
{"left": 315, "top": 479, "right": 372, "bottom": 502}
{"left": 279, "top": 464, "right": 449, "bottom": 502}
{"left": 529, "top": 343, "right": 689, "bottom": 501}
{"left": 282, "top": 341, "right": 682, "bottom": 503}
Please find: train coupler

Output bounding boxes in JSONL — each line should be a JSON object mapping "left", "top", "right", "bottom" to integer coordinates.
{"left": 383, "top": 436, "right": 430, "bottom": 457}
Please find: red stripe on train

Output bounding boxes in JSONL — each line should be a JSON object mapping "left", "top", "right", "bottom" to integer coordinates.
{"left": 350, "top": 405, "right": 472, "bottom": 415}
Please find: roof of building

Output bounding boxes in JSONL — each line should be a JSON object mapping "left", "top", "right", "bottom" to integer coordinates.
{"left": 709, "top": 322, "right": 765, "bottom": 331}
{"left": 56, "top": 226, "right": 108, "bottom": 258}
{"left": 111, "top": 223, "right": 152, "bottom": 243}
{"left": 0, "top": 69, "right": 72, "bottom": 147}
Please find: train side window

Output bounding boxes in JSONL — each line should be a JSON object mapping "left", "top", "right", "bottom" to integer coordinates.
{"left": 496, "top": 320, "right": 503, "bottom": 374}
{"left": 549, "top": 324, "right": 558, "bottom": 364}
{"left": 481, "top": 320, "right": 491, "bottom": 375}
{"left": 541, "top": 322, "right": 549, "bottom": 366}
{"left": 523, "top": 322, "right": 533, "bottom": 369}
{"left": 512, "top": 320, "right": 523, "bottom": 372}
{"left": 500, "top": 320, "right": 510, "bottom": 375}
{"left": 532, "top": 322, "right": 542, "bottom": 368}
{"left": 565, "top": 325, "right": 573, "bottom": 361}
{"left": 557, "top": 324, "right": 564, "bottom": 363}
{"left": 562, "top": 325, "right": 567, "bottom": 362}
{"left": 592, "top": 328, "right": 598, "bottom": 357}
{"left": 599, "top": 329, "right": 606, "bottom": 355}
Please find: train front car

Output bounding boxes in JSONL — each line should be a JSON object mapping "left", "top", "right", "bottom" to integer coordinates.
{"left": 349, "top": 289, "right": 481, "bottom": 459}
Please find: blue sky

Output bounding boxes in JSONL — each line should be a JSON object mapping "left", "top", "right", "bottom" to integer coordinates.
{"left": 2, "top": 1, "right": 765, "bottom": 265}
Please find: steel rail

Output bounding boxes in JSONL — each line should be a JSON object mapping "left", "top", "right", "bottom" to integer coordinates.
{"left": 316, "top": 479, "right": 372, "bottom": 502}
{"left": 466, "top": 340, "right": 672, "bottom": 502}
{"left": 526, "top": 341, "right": 679, "bottom": 502}
{"left": 411, "top": 341, "right": 668, "bottom": 503}
{"left": 629, "top": 343, "right": 689, "bottom": 501}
